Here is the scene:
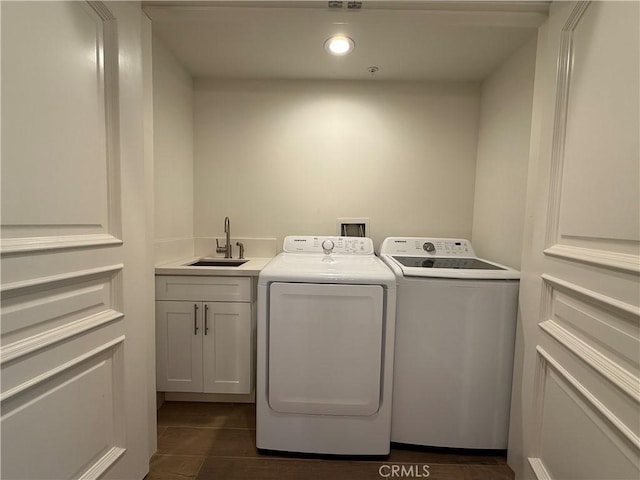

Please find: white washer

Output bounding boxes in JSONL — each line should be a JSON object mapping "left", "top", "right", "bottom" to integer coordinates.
{"left": 379, "top": 237, "right": 519, "bottom": 450}
{"left": 257, "top": 236, "right": 396, "bottom": 455}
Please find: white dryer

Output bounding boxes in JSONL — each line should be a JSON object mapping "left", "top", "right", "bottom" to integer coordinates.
{"left": 257, "top": 236, "right": 396, "bottom": 455}
{"left": 379, "top": 237, "right": 519, "bottom": 450}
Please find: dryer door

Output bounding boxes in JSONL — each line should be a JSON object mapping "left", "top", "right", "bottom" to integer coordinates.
{"left": 268, "top": 282, "right": 384, "bottom": 416}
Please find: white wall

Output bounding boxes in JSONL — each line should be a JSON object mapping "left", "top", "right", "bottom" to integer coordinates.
{"left": 471, "top": 37, "right": 537, "bottom": 269}
{"left": 193, "top": 80, "right": 480, "bottom": 251}
{"left": 152, "top": 35, "right": 194, "bottom": 263}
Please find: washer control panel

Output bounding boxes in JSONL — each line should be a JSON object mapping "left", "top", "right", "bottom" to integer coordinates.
{"left": 283, "top": 236, "right": 374, "bottom": 255}
{"left": 380, "top": 237, "right": 475, "bottom": 257}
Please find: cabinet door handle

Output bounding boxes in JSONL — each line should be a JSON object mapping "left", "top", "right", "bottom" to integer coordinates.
{"left": 194, "top": 304, "right": 199, "bottom": 335}
{"left": 204, "top": 304, "right": 209, "bottom": 335}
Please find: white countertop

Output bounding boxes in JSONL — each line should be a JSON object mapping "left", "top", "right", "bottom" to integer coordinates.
{"left": 155, "top": 256, "right": 273, "bottom": 277}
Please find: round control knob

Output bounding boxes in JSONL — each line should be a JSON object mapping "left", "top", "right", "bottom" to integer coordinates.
{"left": 321, "top": 239, "right": 335, "bottom": 255}
{"left": 423, "top": 242, "right": 436, "bottom": 253}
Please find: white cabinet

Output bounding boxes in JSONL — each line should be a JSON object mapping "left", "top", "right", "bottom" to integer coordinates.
{"left": 155, "top": 276, "right": 253, "bottom": 394}
{"left": 202, "top": 302, "right": 251, "bottom": 393}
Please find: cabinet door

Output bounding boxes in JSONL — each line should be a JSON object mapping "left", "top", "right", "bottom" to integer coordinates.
{"left": 202, "top": 302, "right": 252, "bottom": 394}
{"left": 156, "top": 301, "right": 203, "bottom": 392}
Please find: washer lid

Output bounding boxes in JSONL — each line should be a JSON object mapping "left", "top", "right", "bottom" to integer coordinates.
{"left": 379, "top": 237, "right": 520, "bottom": 280}
{"left": 392, "top": 256, "right": 504, "bottom": 270}
{"left": 382, "top": 255, "right": 520, "bottom": 280}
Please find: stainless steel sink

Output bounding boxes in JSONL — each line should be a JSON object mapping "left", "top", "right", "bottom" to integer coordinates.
{"left": 187, "top": 258, "right": 248, "bottom": 267}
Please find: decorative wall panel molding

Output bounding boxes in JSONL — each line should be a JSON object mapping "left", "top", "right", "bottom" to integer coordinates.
{"left": 540, "top": 320, "right": 639, "bottom": 402}
{"left": 541, "top": 274, "right": 640, "bottom": 318}
{"left": 543, "top": 0, "right": 640, "bottom": 274}
{"left": 0, "top": 337, "right": 126, "bottom": 479}
{"left": 529, "top": 348, "right": 639, "bottom": 479}
{"left": 544, "top": 244, "right": 640, "bottom": 274}
{"left": 0, "top": 1, "right": 122, "bottom": 255}
{"left": 540, "top": 275, "right": 639, "bottom": 401}
{"left": 78, "top": 446, "right": 126, "bottom": 480}
{"left": 1, "top": 234, "right": 122, "bottom": 255}
{"left": 528, "top": 457, "right": 553, "bottom": 480}
{"left": 0, "top": 336, "right": 124, "bottom": 402}
{"left": 0, "top": 2, "right": 148, "bottom": 478}
{"left": 1, "top": 264, "right": 123, "bottom": 364}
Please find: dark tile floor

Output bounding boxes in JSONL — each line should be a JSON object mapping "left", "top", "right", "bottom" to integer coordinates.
{"left": 147, "top": 402, "right": 514, "bottom": 480}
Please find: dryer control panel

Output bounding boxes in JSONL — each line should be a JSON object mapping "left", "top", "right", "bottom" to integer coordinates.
{"left": 379, "top": 237, "right": 476, "bottom": 257}
{"left": 283, "top": 236, "right": 374, "bottom": 255}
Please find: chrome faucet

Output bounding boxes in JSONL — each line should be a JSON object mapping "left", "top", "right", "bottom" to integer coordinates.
{"left": 215, "top": 216, "right": 232, "bottom": 258}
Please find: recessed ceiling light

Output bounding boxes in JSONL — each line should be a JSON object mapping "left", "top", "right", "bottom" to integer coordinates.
{"left": 324, "top": 35, "right": 355, "bottom": 56}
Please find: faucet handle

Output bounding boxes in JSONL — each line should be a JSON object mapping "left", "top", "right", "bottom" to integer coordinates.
{"left": 215, "top": 238, "right": 227, "bottom": 254}
{"left": 236, "top": 242, "right": 245, "bottom": 260}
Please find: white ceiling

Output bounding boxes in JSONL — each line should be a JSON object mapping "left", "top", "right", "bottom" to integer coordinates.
{"left": 145, "top": 1, "right": 548, "bottom": 82}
